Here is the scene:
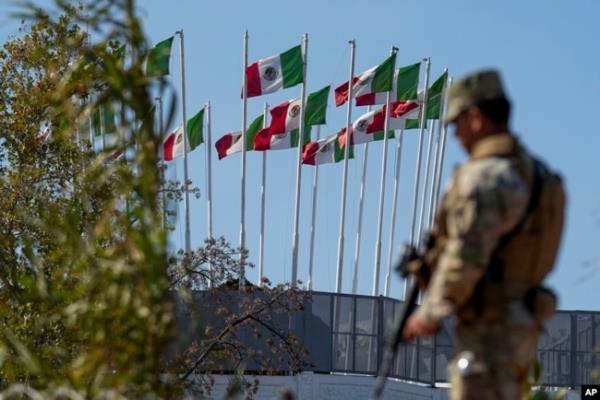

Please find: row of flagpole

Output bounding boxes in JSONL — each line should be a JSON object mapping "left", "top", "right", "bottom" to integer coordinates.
{"left": 150, "top": 30, "right": 452, "bottom": 297}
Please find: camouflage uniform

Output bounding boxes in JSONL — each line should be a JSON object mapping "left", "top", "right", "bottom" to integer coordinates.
{"left": 415, "top": 134, "right": 540, "bottom": 399}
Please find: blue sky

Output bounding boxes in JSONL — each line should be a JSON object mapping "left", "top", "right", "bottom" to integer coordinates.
{"left": 1, "top": 1, "right": 599, "bottom": 310}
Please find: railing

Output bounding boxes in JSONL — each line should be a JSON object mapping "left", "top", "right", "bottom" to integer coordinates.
{"left": 174, "top": 291, "right": 599, "bottom": 386}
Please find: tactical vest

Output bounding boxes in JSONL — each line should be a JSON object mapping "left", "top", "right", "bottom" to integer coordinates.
{"left": 432, "top": 134, "right": 566, "bottom": 323}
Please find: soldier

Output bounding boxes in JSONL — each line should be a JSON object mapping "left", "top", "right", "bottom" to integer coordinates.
{"left": 403, "top": 70, "right": 564, "bottom": 399}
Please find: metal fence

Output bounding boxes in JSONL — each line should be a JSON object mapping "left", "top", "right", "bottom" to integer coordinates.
{"left": 176, "top": 291, "right": 599, "bottom": 386}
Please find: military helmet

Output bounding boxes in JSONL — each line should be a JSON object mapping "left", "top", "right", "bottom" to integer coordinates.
{"left": 445, "top": 69, "right": 507, "bottom": 123}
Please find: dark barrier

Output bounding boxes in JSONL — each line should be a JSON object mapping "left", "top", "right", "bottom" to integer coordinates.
{"left": 173, "top": 291, "right": 599, "bottom": 386}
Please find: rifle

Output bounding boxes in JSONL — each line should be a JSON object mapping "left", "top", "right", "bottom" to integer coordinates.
{"left": 371, "top": 236, "right": 432, "bottom": 400}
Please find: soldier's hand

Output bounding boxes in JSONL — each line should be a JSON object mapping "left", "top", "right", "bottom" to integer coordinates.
{"left": 403, "top": 313, "right": 439, "bottom": 341}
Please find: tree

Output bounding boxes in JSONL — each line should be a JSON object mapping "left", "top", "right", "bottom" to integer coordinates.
{"left": 0, "top": 1, "right": 175, "bottom": 397}
{"left": 0, "top": 2, "right": 308, "bottom": 398}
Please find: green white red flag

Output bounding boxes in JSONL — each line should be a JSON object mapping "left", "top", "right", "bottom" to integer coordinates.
{"left": 244, "top": 45, "right": 303, "bottom": 98}
{"left": 405, "top": 71, "right": 448, "bottom": 129}
{"left": 145, "top": 36, "right": 174, "bottom": 78}
{"left": 355, "top": 62, "right": 420, "bottom": 106}
{"left": 255, "top": 85, "right": 329, "bottom": 151}
{"left": 302, "top": 129, "right": 354, "bottom": 165}
{"left": 162, "top": 108, "right": 205, "bottom": 161}
{"left": 334, "top": 53, "right": 396, "bottom": 107}
{"left": 163, "top": 125, "right": 187, "bottom": 161}
{"left": 254, "top": 126, "right": 310, "bottom": 151}
{"left": 351, "top": 101, "right": 420, "bottom": 137}
{"left": 215, "top": 114, "right": 264, "bottom": 159}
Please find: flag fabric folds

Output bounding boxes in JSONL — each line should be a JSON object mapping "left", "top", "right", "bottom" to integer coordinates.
{"left": 405, "top": 71, "right": 448, "bottom": 129}
{"left": 186, "top": 108, "right": 205, "bottom": 150}
{"left": 146, "top": 36, "right": 174, "bottom": 78}
{"left": 424, "top": 71, "right": 448, "bottom": 119}
{"left": 162, "top": 107, "right": 205, "bottom": 161}
{"left": 351, "top": 101, "right": 420, "bottom": 135}
{"left": 334, "top": 53, "right": 396, "bottom": 107}
{"left": 163, "top": 126, "right": 187, "bottom": 161}
{"left": 302, "top": 130, "right": 354, "bottom": 165}
{"left": 245, "top": 45, "right": 303, "bottom": 98}
{"left": 355, "top": 62, "right": 421, "bottom": 106}
{"left": 256, "top": 85, "right": 329, "bottom": 151}
{"left": 215, "top": 114, "right": 264, "bottom": 159}
{"left": 254, "top": 126, "right": 310, "bottom": 151}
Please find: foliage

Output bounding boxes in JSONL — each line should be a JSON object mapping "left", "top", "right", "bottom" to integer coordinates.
{"left": 0, "top": 2, "right": 308, "bottom": 398}
{"left": 0, "top": 0, "right": 176, "bottom": 397}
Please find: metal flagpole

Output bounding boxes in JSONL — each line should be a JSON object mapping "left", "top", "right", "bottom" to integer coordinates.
{"left": 384, "top": 127, "right": 405, "bottom": 297}
{"left": 307, "top": 125, "right": 320, "bottom": 291}
{"left": 290, "top": 34, "right": 309, "bottom": 287}
{"left": 351, "top": 106, "right": 372, "bottom": 295}
{"left": 372, "top": 47, "right": 398, "bottom": 297}
{"left": 430, "top": 76, "right": 452, "bottom": 227}
{"left": 239, "top": 31, "right": 249, "bottom": 290}
{"left": 258, "top": 103, "right": 269, "bottom": 287}
{"left": 426, "top": 72, "right": 449, "bottom": 229}
{"left": 156, "top": 96, "right": 167, "bottom": 230}
{"left": 405, "top": 58, "right": 431, "bottom": 300}
{"left": 335, "top": 40, "right": 356, "bottom": 294}
{"left": 176, "top": 29, "right": 192, "bottom": 253}
{"left": 206, "top": 101, "right": 213, "bottom": 240}
{"left": 416, "top": 120, "right": 437, "bottom": 242}
{"left": 408, "top": 58, "right": 431, "bottom": 246}
{"left": 206, "top": 101, "right": 214, "bottom": 288}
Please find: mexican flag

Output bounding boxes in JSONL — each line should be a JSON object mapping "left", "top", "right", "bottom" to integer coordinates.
{"left": 186, "top": 108, "right": 205, "bottom": 150}
{"left": 334, "top": 53, "right": 396, "bottom": 107}
{"left": 425, "top": 71, "right": 448, "bottom": 119}
{"left": 351, "top": 101, "right": 420, "bottom": 135}
{"left": 146, "top": 36, "right": 174, "bottom": 78}
{"left": 338, "top": 126, "right": 395, "bottom": 148}
{"left": 215, "top": 114, "right": 264, "bottom": 159}
{"left": 163, "top": 125, "right": 187, "bottom": 161}
{"left": 161, "top": 107, "right": 205, "bottom": 161}
{"left": 355, "top": 62, "right": 420, "bottom": 106}
{"left": 254, "top": 126, "right": 310, "bottom": 151}
{"left": 302, "top": 129, "right": 354, "bottom": 166}
{"left": 405, "top": 71, "right": 448, "bottom": 129}
{"left": 245, "top": 45, "right": 303, "bottom": 98}
{"left": 269, "top": 85, "right": 330, "bottom": 134}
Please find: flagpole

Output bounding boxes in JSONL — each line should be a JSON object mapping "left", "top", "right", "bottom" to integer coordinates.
{"left": 335, "top": 40, "right": 356, "bottom": 294}
{"left": 427, "top": 72, "right": 449, "bottom": 229}
{"left": 408, "top": 57, "right": 431, "bottom": 247}
{"left": 384, "top": 127, "right": 405, "bottom": 297}
{"left": 156, "top": 96, "right": 167, "bottom": 230}
{"left": 258, "top": 102, "right": 269, "bottom": 287}
{"left": 372, "top": 47, "right": 398, "bottom": 296}
{"left": 404, "top": 58, "right": 431, "bottom": 300}
{"left": 351, "top": 106, "right": 372, "bottom": 295}
{"left": 206, "top": 101, "right": 213, "bottom": 240}
{"left": 416, "top": 120, "right": 436, "bottom": 242}
{"left": 240, "top": 30, "right": 249, "bottom": 290}
{"left": 307, "top": 125, "right": 320, "bottom": 291}
{"left": 206, "top": 101, "right": 214, "bottom": 288}
{"left": 431, "top": 76, "right": 452, "bottom": 225}
{"left": 290, "top": 34, "right": 309, "bottom": 287}
{"left": 175, "top": 29, "right": 191, "bottom": 253}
